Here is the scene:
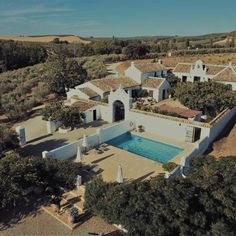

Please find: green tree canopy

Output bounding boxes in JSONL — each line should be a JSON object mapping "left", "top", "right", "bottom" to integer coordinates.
{"left": 0, "top": 124, "right": 19, "bottom": 154}
{"left": 174, "top": 81, "right": 236, "bottom": 119}
{"left": 44, "top": 48, "right": 87, "bottom": 96}
{"left": 42, "top": 101, "right": 85, "bottom": 129}
{"left": 85, "top": 156, "right": 236, "bottom": 235}
{"left": 0, "top": 152, "right": 78, "bottom": 209}
{"left": 122, "top": 42, "right": 149, "bottom": 59}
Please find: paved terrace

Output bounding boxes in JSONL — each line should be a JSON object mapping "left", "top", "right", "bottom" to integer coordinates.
{"left": 17, "top": 116, "right": 112, "bottom": 157}
{"left": 80, "top": 131, "right": 194, "bottom": 182}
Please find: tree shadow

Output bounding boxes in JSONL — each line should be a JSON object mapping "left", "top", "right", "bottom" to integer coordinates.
{"left": 21, "top": 138, "right": 68, "bottom": 157}
{"left": 0, "top": 195, "right": 47, "bottom": 231}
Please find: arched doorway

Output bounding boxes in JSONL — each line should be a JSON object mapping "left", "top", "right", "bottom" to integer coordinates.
{"left": 113, "top": 100, "right": 125, "bottom": 121}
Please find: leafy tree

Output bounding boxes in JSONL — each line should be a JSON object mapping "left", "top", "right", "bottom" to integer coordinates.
{"left": 44, "top": 48, "right": 87, "bottom": 96}
{"left": 42, "top": 101, "right": 85, "bottom": 129}
{"left": 166, "top": 73, "right": 181, "bottom": 96}
{"left": 0, "top": 124, "right": 19, "bottom": 154}
{"left": 0, "top": 152, "right": 78, "bottom": 209}
{"left": 1, "top": 92, "right": 36, "bottom": 120}
{"left": 0, "top": 40, "right": 47, "bottom": 72}
{"left": 174, "top": 81, "right": 236, "bottom": 119}
{"left": 122, "top": 42, "right": 149, "bottom": 59}
{"left": 85, "top": 156, "right": 236, "bottom": 235}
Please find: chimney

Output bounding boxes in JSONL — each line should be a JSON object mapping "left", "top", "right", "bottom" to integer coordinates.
{"left": 158, "top": 59, "right": 162, "bottom": 64}
{"left": 131, "top": 61, "right": 135, "bottom": 66}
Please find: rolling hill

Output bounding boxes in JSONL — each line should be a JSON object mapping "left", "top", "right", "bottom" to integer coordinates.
{"left": 0, "top": 35, "right": 90, "bottom": 44}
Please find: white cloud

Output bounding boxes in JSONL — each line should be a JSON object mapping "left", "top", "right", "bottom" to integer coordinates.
{"left": 0, "top": 4, "right": 73, "bottom": 17}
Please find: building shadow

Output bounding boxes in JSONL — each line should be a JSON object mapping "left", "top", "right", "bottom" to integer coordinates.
{"left": 21, "top": 138, "right": 68, "bottom": 158}
{"left": 26, "top": 134, "right": 53, "bottom": 144}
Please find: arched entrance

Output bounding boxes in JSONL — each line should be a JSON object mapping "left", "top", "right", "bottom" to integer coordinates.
{"left": 113, "top": 100, "right": 125, "bottom": 121}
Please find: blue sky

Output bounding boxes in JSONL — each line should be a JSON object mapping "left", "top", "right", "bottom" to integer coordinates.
{"left": 0, "top": 0, "right": 236, "bottom": 37}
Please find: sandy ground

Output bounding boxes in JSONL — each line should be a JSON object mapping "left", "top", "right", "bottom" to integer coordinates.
{"left": 0, "top": 210, "right": 122, "bottom": 236}
{"left": 210, "top": 122, "right": 236, "bottom": 158}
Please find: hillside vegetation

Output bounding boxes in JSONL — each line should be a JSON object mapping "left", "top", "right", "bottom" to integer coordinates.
{"left": 0, "top": 35, "right": 90, "bottom": 44}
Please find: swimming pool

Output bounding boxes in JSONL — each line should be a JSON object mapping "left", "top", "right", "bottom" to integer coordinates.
{"left": 107, "top": 132, "right": 183, "bottom": 164}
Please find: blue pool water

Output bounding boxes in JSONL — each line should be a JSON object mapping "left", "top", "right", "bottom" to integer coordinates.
{"left": 107, "top": 132, "right": 183, "bottom": 164}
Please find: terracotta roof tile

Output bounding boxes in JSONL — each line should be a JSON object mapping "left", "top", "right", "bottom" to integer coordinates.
{"left": 173, "top": 63, "right": 192, "bottom": 73}
{"left": 158, "top": 104, "right": 201, "bottom": 118}
{"left": 90, "top": 76, "right": 140, "bottom": 92}
{"left": 134, "top": 63, "right": 166, "bottom": 73}
{"left": 213, "top": 66, "right": 236, "bottom": 82}
{"left": 142, "top": 77, "right": 165, "bottom": 88}
{"left": 205, "top": 65, "right": 227, "bottom": 75}
{"left": 79, "top": 87, "right": 99, "bottom": 98}
{"left": 72, "top": 99, "right": 98, "bottom": 111}
{"left": 116, "top": 59, "right": 152, "bottom": 74}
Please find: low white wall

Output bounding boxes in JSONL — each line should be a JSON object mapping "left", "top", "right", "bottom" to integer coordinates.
{"left": 209, "top": 106, "right": 236, "bottom": 143}
{"left": 127, "top": 110, "right": 208, "bottom": 142}
{"left": 180, "top": 106, "right": 236, "bottom": 167}
{"left": 101, "top": 120, "right": 134, "bottom": 143}
{"left": 46, "top": 133, "right": 99, "bottom": 160}
{"left": 84, "top": 106, "right": 101, "bottom": 123}
{"left": 45, "top": 120, "right": 134, "bottom": 160}
{"left": 46, "top": 121, "right": 62, "bottom": 134}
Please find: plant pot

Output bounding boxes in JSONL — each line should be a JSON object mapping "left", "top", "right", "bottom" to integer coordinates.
{"left": 58, "top": 127, "right": 71, "bottom": 133}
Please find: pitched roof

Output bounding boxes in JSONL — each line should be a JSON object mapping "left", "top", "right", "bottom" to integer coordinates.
{"left": 71, "top": 99, "right": 99, "bottom": 111}
{"left": 134, "top": 63, "right": 166, "bottom": 73}
{"left": 90, "top": 76, "right": 140, "bottom": 92}
{"left": 158, "top": 104, "right": 201, "bottom": 118}
{"left": 173, "top": 63, "right": 192, "bottom": 73}
{"left": 142, "top": 77, "right": 165, "bottom": 88}
{"left": 79, "top": 87, "right": 99, "bottom": 98}
{"left": 213, "top": 66, "right": 236, "bottom": 82}
{"left": 173, "top": 62, "right": 228, "bottom": 76}
{"left": 205, "top": 65, "right": 226, "bottom": 75}
{"left": 116, "top": 59, "right": 152, "bottom": 74}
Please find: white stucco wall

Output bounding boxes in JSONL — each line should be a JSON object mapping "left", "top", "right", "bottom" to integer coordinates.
{"left": 84, "top": 106, "right": 101, "bottom": 123}
{"left": 45, "top": 120, "right": 134, "bottom": 160}
{"left": 126, "top": 110, "right": 208, "bottom": 142}
{"left": 124, "top": 64, "right": 142, "bottom": 84}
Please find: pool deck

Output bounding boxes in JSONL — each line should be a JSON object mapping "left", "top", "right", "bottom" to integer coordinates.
{"left": 81, "top": 131, "right": 195, "bottom": 182}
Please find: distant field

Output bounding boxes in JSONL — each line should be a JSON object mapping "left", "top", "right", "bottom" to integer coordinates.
{"left": 162, "top": 53, "right": 236, "bottom": 67}
{"left": 0, "top": 35, "right": 90, "bottom": 44}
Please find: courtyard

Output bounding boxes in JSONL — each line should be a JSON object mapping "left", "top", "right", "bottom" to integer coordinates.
{"left": 79, "top": 131, "right": 194, "bottom": 182}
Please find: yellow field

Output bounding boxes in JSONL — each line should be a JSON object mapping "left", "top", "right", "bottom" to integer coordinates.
{"left": 0, "top": 35, "right": 90, "bottom": 44}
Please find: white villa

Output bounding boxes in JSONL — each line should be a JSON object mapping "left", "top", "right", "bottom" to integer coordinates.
{"left": 36, "top": 59, "right": 236, "bottom": 179}
{"left": 67, "top": 62, "right": 170, "bottom": 102}
{"left": 173, "top": 59, "right": 236, "bottom": 90}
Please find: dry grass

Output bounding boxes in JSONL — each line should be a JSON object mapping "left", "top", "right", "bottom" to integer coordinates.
{"left": 0, "top": 35, "right": 90, "bottom": 44}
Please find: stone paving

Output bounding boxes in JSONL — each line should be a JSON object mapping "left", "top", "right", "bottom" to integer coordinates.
{"left": 19, "top": 116, "right": 111, "bottom": 157}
